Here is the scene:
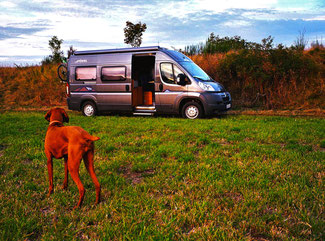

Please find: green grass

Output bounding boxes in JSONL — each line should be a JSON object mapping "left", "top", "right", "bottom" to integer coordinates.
{"left": 0, "top": 112, "right": 324, "bottom": 240}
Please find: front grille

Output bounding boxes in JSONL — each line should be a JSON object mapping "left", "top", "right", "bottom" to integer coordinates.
{"left": 222, "top": 96, "right": 229, "bottom": 102}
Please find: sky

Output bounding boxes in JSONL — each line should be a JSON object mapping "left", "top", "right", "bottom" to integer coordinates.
{"left": 0, "top": 0, "right": 324, "bottom": 65}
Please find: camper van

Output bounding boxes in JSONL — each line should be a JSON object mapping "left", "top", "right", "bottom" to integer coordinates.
{"left": 61, "top": 46, "right": 231, "bottom": 119}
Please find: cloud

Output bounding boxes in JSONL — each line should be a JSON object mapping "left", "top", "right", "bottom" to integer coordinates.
{"left": 222, "top": 20, "right": 252, "bottom": 28}
{"left": 0, "top": 1, "right": 16, "bottom": 8}
{"left": 191, "top": 0, "right": 277, "bottom": 12}
{"left": 0, "top": 55, "right": 44, "bottom": 66}
{"left": 0, "top": 0, "right": 325, "bottom": 65}
{"left": 304, "top": 16, "right": 325, "bottom": 21}
{"left": 0, "top": 26, "right": 46, "bottom": 40}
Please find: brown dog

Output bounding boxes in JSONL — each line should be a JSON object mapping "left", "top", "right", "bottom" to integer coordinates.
{"left": 44, "top": 107, "right": 100, "bottom": 209}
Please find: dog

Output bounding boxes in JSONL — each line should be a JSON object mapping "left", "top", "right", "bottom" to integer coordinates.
{"left": 44, "top": 107, "right": 100, "bottom": 209}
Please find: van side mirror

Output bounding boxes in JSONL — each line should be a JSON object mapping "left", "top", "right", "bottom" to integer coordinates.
{"left": 176, "top": 74, "right": 186, "bottom": 86}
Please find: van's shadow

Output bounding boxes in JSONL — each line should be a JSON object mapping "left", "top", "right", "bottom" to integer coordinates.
{"left": 78, "top": 111, "right": 230, "bottom": 119}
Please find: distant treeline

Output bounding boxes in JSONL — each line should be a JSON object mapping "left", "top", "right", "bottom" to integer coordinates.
{"left": 183, "top": 32, "right": 320, "bottom": 55}
{"left": 0, "top": 34, "right": 324, "bottom": 110}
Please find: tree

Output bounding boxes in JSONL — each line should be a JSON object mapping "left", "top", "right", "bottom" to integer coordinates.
{"left": 261, "top": 35, "right": 274, "bottom": 51}
{"left": 183, "top": 33, "right": 254, "bottom": 55}
{"left": 42, "top": 36, "right": 65, "bottom": 65}
{"left": 49, "top": 36, "right": 64, "bottom": 63}
{"left": 67, "top": 45, "right": 77, "bottom": 59}
{"left": 124, "top": 21, "right": 147, "bottom": 47}
{"left": 293, "top": 29, "right": 308, "bottom": 51}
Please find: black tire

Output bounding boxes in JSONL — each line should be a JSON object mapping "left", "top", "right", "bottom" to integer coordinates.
{"left": 82, "top": 101, "right": 97, "bottom": 117}
{"left": 57, "top": 64, "right": 68, "bottom": 82}
{"left": 181, "top": 101, "right": 203, "bottom": 119}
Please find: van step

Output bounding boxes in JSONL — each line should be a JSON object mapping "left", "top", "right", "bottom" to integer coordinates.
{"left": 133, "top": 112, "right": 154, "bottom": 116}
{"left": 135, "top": 105, "right": 155, "bottom": 111}
{"left": 133, "top": 109, "right": 156, "bottom": 113}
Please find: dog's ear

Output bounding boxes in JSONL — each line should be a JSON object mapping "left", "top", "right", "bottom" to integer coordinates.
{"left": 45, "top": 110, "right": 52, "bottom": 122}
{"left": 61, "top": 109, "right": 69, "bottom": 123}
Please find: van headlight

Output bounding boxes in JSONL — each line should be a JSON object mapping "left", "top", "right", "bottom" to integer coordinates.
{"left": 198, "top": 81, "right": 214, "bottom": 91}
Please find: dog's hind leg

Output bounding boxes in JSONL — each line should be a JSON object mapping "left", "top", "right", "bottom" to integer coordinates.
{"left": 68, "top": 148, "right": 85, "bottom": 209}
{"left": 62, "top": 155, "right": 68, "bottom": 190}
{"left": 83, "top": 148, "right": 101, "bottom": 205}
{"left": 45, "top": 151, "right": 54, "bottom": 196}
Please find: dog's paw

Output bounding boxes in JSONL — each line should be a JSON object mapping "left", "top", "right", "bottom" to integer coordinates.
{"left": 47, "top": 189, "right": 53, "bottom": 197}
{"left": 73, "top": 205, "right": 81, "bottom": 210}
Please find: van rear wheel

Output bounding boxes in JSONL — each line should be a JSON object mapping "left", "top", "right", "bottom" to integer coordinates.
{"left": 182, "top": 101, "right": 203, "bottom": 119}
{"left": 82, "top": 101, "right": 97, "bottom": 117}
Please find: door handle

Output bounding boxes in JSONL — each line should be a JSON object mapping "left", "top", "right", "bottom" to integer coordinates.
{"left": 126, "top": 85, "right": 130, "bottom": 92}
{"left": 159, "top": 83, "right": 163, "bottom": 91}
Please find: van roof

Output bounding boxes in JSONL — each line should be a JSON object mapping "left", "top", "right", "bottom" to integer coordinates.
{"left": 74, "top": 46, "right": 167, "bottom": 55}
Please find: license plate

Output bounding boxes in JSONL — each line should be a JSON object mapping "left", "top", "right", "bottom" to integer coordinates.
{"left": 226, "top": 104, "right": 231, "bottom": 109}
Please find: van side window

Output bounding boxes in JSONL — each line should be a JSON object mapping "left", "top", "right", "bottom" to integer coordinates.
{"left": 160, "top": 63, "right": 187, "bottom": 85}
{"left": 160, "top": 63, "right": 175, "bottom": 84}
{"left": 76, "top": 67, "right": 96, "bottom": 81}
{"left": 101, "top": 66, "right": 126, "bottom": 81}
{"left": 173, "top": 65, "right": 183, "bottom": 79}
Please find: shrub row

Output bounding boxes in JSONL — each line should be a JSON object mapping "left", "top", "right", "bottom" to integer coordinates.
{"left": 0, "top": 47, "right": 324, "bottom": 110}
{"left": 191, "top": 46, "right": 325, "bottom": 109}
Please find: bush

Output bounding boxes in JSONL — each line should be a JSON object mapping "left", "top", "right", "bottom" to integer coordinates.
{"left": 191, "top": 46, "right": 325, "bottom": 109}
{"left": 184, "top": 33, "right": 254, "bottom": 55}
{"left": 0, "top": 64, "right": 65, "bottom": 108}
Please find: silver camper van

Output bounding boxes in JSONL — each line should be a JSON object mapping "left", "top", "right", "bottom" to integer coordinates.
{"left": 62, "top": 46, "right": 231, "bottom": 119}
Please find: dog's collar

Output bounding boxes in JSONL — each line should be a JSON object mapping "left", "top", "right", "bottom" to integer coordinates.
{"left": 49, "top": 120, "right": 63, "bottom": 126}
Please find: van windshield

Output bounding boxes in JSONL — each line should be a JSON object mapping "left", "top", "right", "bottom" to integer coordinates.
{"left": 180, "top": 61, "right": 212, "bottom": 82}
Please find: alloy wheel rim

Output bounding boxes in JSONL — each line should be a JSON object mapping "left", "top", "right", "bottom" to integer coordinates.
{"left": 84, "top": 105, "right": 94, "bottom": 116}
{"left": 186, "top": 105, "right": 199, "bottom": 119}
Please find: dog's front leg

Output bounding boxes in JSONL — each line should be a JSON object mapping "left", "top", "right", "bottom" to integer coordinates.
{"left": 62, "top": 156, "right": 68, "bottom": 190}
{"left": 46, "top": 152, "right": 54, "bottom": 196}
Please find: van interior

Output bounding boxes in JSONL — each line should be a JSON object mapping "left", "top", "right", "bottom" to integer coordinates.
{"left": 131, "top": 55, "right": 155, "bottom": 109}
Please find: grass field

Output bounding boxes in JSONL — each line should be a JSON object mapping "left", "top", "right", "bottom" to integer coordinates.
{"left": 0, "top": 111, "right": 324, "bottom": 240}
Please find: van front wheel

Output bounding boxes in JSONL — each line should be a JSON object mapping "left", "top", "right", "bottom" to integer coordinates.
{"left": 182, "top": 102, "right": 203, "bottom": 119}
{"left": 82, "top": 101, "right": 97, "bottom": 117}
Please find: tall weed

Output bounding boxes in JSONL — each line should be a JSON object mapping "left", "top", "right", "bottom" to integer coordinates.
{"left": 0, "top": 64, "right": 65, "bottom": 107}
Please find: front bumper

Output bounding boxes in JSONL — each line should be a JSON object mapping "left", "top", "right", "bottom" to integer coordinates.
{"left": 200, "top": 92, "right": 232, "bottom": 115}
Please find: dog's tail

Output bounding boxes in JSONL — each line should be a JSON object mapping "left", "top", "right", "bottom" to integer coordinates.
{"left": 88, "top": 135, "right": 100, "bottom": 142}
{"left": 82, "top": 132, "right": 100, "bottom": 142}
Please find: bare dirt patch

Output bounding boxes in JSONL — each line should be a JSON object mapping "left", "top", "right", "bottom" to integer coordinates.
{"left": 228, "top": 108, "right": 325, "bottom": 117}
{"left": 216, "top": 191, "right": 244, "bottom": 202}
{"left": 118, "top": 164, "right": 155, "bottom": 185}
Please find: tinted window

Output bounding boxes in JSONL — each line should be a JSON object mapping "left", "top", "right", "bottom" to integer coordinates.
{"left": 160, "top": 63, "right": 187, "bottom": 85}
{"left": 160, "top": 63, "right": 174, "bottom": 84}
{"left": 76, "top": 67, "right": 96, "bottom": 81}
{"left": 101, "top": 66, "right": 126, "bottom": 81}
{"left": 173, "top": 65, "right": 183, "bottom": 79}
